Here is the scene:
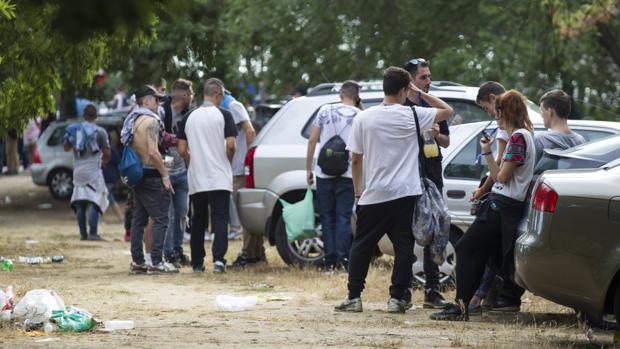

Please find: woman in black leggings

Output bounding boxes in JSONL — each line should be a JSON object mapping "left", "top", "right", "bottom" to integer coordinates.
{"left": 431, "top": 90, "right": 535, "bottom": 321}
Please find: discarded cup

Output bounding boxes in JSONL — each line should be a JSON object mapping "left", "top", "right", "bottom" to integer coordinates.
{"left": 215, "top": 295, "right": 257, "bottom": 312}
{"left": 104, "top": 320, "right": 134, "bottom": 331}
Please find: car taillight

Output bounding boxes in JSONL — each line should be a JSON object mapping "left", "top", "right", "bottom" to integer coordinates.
{"left": 531, "top": 182, "right": 558, "bottom": 213}
{"left": 33, "top": 146, "right": 41, "bottom": 164}
{"left": 245, "top": 146, "right": 257, "bottom": 188}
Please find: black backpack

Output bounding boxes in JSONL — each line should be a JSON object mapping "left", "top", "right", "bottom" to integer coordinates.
{"left": 317, "top": 126, "right": 349, "bottom": 176}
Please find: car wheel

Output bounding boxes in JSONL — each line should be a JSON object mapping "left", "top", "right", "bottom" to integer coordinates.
{"left": 411, "top": 228, "right": 463, "bottom": 290}
{"left": 48, "top": 169, "right": 73, "bottom": 200}
{"left": 274, "top": 215, "right": 324, "bottom": 267}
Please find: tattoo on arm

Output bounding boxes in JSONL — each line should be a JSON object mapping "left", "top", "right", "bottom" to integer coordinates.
{"left": 148, "top": 121, "right": 159, "bottom": 143}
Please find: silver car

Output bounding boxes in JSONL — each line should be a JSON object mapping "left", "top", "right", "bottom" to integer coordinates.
{"left": 31, "top": 115, "right": 124, "bottom": 199}
{"left": 237, "top": 80, "right": 620, "bottom": 287}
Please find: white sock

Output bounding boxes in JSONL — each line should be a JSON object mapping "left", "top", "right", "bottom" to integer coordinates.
{"left": 145, "top": 253, "right": 152, "bottom": 266}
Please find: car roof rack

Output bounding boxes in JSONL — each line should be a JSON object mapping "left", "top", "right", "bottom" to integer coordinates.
{"left": 307, "top": 80, "right": 464, "bottom": 96}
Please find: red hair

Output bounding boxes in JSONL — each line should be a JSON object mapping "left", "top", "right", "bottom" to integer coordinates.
{"left": 495, "top": 90, "right": 533, "bottom": 133}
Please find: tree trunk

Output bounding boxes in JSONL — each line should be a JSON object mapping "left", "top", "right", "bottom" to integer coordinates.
{"left": 596, "top": 22, "right": 620, "bottom": 69}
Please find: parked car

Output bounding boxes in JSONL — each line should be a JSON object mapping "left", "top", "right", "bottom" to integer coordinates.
{"left": 535, "top": 133, "right": 620, "bottom": 174}
{"left": 515, "top": 159, "right": 620, "bottom": 328}
{"left": 237, "top": 80, "right": 620, "bottom": 287}
{"left": 31, "top": 115, "right": 124, "bottom": 199}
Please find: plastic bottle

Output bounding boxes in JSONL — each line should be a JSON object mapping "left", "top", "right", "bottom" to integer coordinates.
{"left": 18, "top": 256, "right": 52, "bottom": 264}
{"left": 1, "top": 258, "right": 13, "bottom": 271}
{"left": 51, "top": 256, "right": 64, "bottom": 263}
{"left": 215, "top": 295, "right": 257, "bottom": 312}
{"left": 104, "top": 320, "right": 134, "bottom": 331}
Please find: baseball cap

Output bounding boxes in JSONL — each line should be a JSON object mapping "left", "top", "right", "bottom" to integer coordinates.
{"left": 134, "top": 85, "right": 165, "bottom": 99}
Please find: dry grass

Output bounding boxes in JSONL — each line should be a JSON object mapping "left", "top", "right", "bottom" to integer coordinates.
{"left": 0, "top": 173, "right": 617, "bottom": 348}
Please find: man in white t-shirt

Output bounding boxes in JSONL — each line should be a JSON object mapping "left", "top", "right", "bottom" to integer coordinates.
{"left": 334, "top": 67, "right": 453, "bottom": 313}
{"left": 177, "top": 78, "right": 238, "bottom": 274}
{"left": 306, "top": 80, "right": 362, "bottom": 271}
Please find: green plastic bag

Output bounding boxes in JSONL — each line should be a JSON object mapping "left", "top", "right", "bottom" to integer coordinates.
{"left": 51, "top": 306, "right": 95, "bottom": 332}
{"left": 279, "top": 187, "right": 317, "bottom": 241}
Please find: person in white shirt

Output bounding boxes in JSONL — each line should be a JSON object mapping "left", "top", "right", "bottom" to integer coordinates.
{"left": 334, "top": 67, "right": 453, "bottom": 313}
{"left": 177, "top": 78, "right": 238, "bottom": 274}
{"left": 306, "top": 80, "right": 362, "bottom": 271}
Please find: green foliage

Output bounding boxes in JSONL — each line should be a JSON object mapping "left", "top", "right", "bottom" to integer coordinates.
{"left": 0, "top": 0, "right": 15, "bottom": 19}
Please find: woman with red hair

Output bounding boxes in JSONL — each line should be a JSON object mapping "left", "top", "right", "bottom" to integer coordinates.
{"left": 431, "top": 90, "right": 535, "bottom": 321}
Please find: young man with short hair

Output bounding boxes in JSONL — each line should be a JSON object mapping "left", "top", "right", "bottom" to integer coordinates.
{"left": 122, "top": 85, "right": 178, "bottom": 274}
{"left": 306, "top": 80, "right": 362, "bottom": 271}
{"left": 161, "top": 79, "right": 194, "bottom": 267}
{"left": 177, "top": 78, "right": 238, "bottom": 274}
{"left": 335, "top": 67, "right": 453, "bottom": 313}
{"left": 403, "top": 57, "right": 450, "bottom": 309}
{"left": 536, "top": 90, "right": 585, "bottom": 161}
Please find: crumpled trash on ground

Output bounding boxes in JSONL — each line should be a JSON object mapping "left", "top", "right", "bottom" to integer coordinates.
{"left": 215, "top": 295, "right": 257, "bottom": 312}
{"left": 12, "top": 289, "right": 65, "bottom": 324}
{"left": 103, "top": 320, "right": 134, "bottom": 331}
{"left": 51, "top": 306, "right": 95, "bottom": 332}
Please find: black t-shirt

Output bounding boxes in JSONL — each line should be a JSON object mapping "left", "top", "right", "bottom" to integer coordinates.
{"left": 404, "top": 98, "right": 449, "bottom": 189}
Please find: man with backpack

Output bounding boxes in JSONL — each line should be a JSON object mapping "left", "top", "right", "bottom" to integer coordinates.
{"left": 121, "top": 85, "right": 178, "bottom": 275}
{"left": 305, "top": 80, "right": 362, "bottom": 271}
{"left": 402, "top": 57, "right": 450, "bottom": 309}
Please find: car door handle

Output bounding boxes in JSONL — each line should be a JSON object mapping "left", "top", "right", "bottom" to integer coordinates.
{"left": 446, "top": 190, "right": 466, "bottom": 199}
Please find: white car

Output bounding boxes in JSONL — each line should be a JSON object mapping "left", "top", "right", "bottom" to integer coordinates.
{"left": 237, "top": 80, "right": 620, "bottom": 287}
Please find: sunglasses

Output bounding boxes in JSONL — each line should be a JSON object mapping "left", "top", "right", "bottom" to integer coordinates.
{"left": 407, "top": 58, "right": 429, "bottom": 67}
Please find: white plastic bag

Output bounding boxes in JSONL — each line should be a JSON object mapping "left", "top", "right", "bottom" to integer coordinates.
{"left": 215, "top": 295, "right": 257, "bottom": 312}
{"left": 13, "top": 289, "right": 65, "bottom": 323}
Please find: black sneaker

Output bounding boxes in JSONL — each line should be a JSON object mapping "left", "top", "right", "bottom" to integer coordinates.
{"left": 178, "top": 254, "right": 191, "bottom": 266}
{"left": 230, "top": 255, "right": 258, "bottom": 269}
{"left": 86, "top": 234, "right": 105, "bottom": 241}
{"left": 491, "top": 299, "right": 520, "bottom": 313}
{"left": 192, "top": 265, "right": 205, "bottom": 273}
{"left": 483, "top": 275, "right": 504, "bottom": 311}
{"left": 80, "top": 235, "right": 87, "bottom": 241}
{"left": 423, "top": 289, "right": 450, "bottom": 309}
{"left": 129, "top": 262, "right": 148, "bottom": 275}
{"left": 430, "top": 300, "right": 469, "bottom": 321}
{"left": 468, "top": 302, "right": 482, "bottom": 316}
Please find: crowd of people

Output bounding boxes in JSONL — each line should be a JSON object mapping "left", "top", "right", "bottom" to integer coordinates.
{"left": 10, "top": 55, "right": 585, "bottom": 321}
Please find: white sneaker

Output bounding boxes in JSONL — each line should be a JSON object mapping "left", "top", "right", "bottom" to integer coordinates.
{"left": 147, "top": 262, "right": 180, "bottom": 274}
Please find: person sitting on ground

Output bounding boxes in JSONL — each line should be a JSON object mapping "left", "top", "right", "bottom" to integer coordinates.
{"left": 431, "top": 90, "right": 535, "bottom": 321}
{"left": 64, "top": 104, "right": 110, "bottom": 241}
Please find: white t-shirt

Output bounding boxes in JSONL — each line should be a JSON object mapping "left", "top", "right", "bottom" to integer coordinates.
{"left": 346, "top": 104, "right": 437, "bottom": 205}
{"left": 492, "top": 128, "right": 535, "bottom": 202}
{"left": 176, "top": 105, "right": 238, "bottom": 195}
{"left": 229, "top": 100, "right": 251, "bottom": 176}
{"left": 313, "top": 103, "right": 360, "bottom": 179}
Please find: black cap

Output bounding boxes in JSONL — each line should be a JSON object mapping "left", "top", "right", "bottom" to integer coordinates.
{"left": 134, "top": 85, "right": 165, "bottom": 99}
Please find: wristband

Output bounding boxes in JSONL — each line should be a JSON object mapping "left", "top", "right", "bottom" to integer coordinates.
{"left": 481, "top": 152, "right": 492, "bottom": 156}
{"left": 162, "top": 176, "right": 170, "bottom": 180}
{"left": 355, "top": 195, "right": 361, "bottom": 198}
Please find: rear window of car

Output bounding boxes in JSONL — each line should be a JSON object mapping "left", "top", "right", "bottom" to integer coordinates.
{"left": 301, "top": 99, "right": 383, "bottom": 139}
{"left": 47, "top": 126, "right": 66, "bottom": 146}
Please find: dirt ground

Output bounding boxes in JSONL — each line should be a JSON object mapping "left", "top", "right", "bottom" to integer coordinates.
{"left": 0, "top": 173, "right": 616, "bottom": 348}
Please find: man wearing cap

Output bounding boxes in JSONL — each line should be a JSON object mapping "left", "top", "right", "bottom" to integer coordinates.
{"left": 403, "top": 58, "right": 450, "bottom": 309}
{"left": 122, "top": 85, "right": 178, "bottom": 274}
{"left": 177, "top": 78, "right": 238, "bottom": 274}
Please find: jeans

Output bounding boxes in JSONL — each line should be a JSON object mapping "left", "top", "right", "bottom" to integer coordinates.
{"left": 316, "top": 177, "right": 354, "bottom": 266}
{"left": 131, "top": 177, "right": 171, "bottom": 266}
{"left": 164, "top": 173, "right": 189, "bottom": 258}
{"left": 190, "top": 190, "right": 230, "bottom": 268}
{"left": 348, "top": 196, "right": 417, "bottom": 300}
{"left": 74, "top": 200, "right": 99, "bottom": 238}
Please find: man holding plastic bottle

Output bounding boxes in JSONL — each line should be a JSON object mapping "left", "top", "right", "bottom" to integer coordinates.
{"left": 402, "top": 57, "right": 450, "bottom": 309}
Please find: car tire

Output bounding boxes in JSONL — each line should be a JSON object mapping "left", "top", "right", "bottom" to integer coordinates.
{"left": 274, "top": 216, "right": 324, "bottom": 267}
{"left": 48, "top": 169, "right": 73, "bottom": 200}
{"left": 411, "top": 227, "right": 463, "bottom": 290}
